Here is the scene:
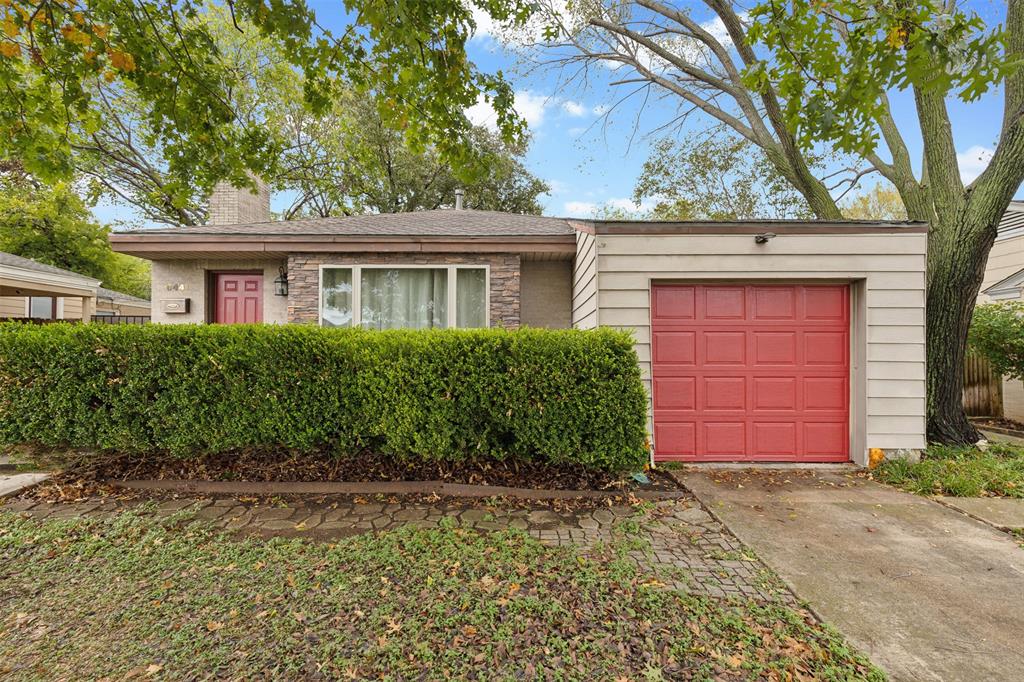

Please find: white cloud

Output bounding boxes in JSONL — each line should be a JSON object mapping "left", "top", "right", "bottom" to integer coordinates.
{"left": 546, "top": 179, "right": 569, "bottom": 195}
{"left": 561, "top": 100, "right": 587, "bottom": 117}
{"left": 466, "top": 90, "right": 555, "bottom": 131}
{"left": 469, "top": 5, "right": 498, "bottom": 41}
{"left": 563, "top": 201, "right": 598, "bottom": 216}
{"left": 957, "top": 145, "right": 994, "bottom": 184}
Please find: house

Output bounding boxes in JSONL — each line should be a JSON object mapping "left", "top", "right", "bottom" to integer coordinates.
{"left": 109, "top": 181, "right": 928, "bottom": 466}
{"left": 978, "top": 200, "right": 1024, "bottom": 420}
{"left": 0, "top": 251, "right": 150, "bottom": 321}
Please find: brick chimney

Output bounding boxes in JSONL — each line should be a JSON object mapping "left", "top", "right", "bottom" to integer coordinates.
{"left": 206, "top": 176, "right": 271, "bottom": 225}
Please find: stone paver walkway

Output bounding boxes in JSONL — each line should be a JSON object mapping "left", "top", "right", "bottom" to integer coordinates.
{"left": 1, "top": 493, "right": 794, "bottom": 604}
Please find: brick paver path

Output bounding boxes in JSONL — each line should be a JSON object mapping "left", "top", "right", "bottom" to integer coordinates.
{"left": 2, "top": 494, "right": 795, "bottom": 604}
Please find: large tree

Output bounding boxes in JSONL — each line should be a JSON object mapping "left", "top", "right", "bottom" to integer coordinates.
{"left": 0, "top": 169, "right": 150, "bottom": 298}
{"left": 516, "top": 0, "right": 1024, "bottom": 444}
{"left": 0, "top": 0, "right": 530, "bottom": 199}
{"left": 19, "top": 5, "right": 547, "bottom": 224}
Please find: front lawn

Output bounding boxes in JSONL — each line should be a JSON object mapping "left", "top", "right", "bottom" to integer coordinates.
{"left": 875, "top": 443, "right": 1024, "bottom": 498}
{"left": 0, "top": 510, "right": 883, "bottom": 680}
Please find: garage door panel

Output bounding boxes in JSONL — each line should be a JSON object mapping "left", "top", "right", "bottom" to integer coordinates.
{"left": 703, "top": 422, "right": 746, "bottom": 455}
{"left": 803, "top": 422, "right": 848, "bottom": 456}
{"left": 804, "top": 331, "right": 848, "bottom": 366}
{"left": 753, "top": 332, "right": 797, "bottom": 365}
{"left": 654, "top": 423, "right": 696, "bottom": 457}
{"left": 752, "top": 287, "right": 797, "bottom": 320}
{"left": 703, "top": 286, "right": 746, "bottom": 319}
{"left": 653, "top": 377, "right": 696, "bottom": 411}
{"left": 804, "top": 377, "right": 847, "bottom": 411}
{"left": 652, "top": 285, "right": 696, "bottom": 320}
{"left": 752, "top": 377, "right": 797, "bottom": 411}
{"left": 653, "top": 283, "right": 849, "bottom": 462}
{"left": 752, "top": 422, "right": 798, "bottom": 456}
{"left": 703, "top": 377, "right": 746, "bottom": 411}
{"left": 804, "top": 287, "right": 848, "bottom": 321}
{"left": 653, "top": 331, "right": 696, "bottom": 365}
{"left": 704, "top": 332, "right": 746, "bottom": 364}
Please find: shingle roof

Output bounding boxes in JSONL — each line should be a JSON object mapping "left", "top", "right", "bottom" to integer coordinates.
{"left": 97, "top": 287, "right": 150, "bottom": 305}
{"left": 118, "top": 209, "right": 575, "bottom": 238}
{"left": 0, "top": 251, "right": 98, "bottom": 283}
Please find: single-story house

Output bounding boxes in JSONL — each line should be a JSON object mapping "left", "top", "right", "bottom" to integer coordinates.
{"left": 0, "top": 251, "right": 150, "bottom": 320}
{"left": 109, "top": 181, "right": 928, "bottom": 466}
{"left": 978, "top": 200, "right": 1024, "bottom": 420}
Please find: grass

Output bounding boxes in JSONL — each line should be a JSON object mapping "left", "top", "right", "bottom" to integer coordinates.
{"left": 0, "top": 510, "right": 883, "bottom": 681}
{"left": 874, "top": 442, "right": 1024, "bottom": 498}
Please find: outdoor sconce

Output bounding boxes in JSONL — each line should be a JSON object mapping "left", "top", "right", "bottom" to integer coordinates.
{"left": 274, "top": 266, "right": 289, "bottom": 297}
{"left": 754, "top": 232, "right": 777, "bottom": 244}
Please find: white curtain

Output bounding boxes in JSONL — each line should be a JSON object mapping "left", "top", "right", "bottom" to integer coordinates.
{"left": 361, "top": 268, "right": 448, "bottom": 329}
{"left": 456, "top": 269, "right": 487, "bottom": 327}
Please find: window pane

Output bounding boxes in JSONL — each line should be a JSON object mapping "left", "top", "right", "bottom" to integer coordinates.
{"left": 321, "top": 268, "right": 353, "bottom": 327}
{"left": 456, "top": 268, "right": 487, "bottom": 328}
{"left": 361, "top": 268, "right": 447, "bottom": 330}
{"left": 29, "top": 297, "right": 54, "bottom": 319}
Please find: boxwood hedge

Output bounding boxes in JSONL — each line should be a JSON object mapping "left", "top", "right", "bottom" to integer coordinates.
{"left": 0, "top": 323, "right": 649, "bottom": 471}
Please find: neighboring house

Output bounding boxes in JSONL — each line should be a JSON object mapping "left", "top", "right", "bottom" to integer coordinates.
{"left": 109, "top": 181, "right": 928, "bottom": 466}
{"left": 979, "top": 200, "right": 1024, "bottom": 420}
{"left": 0, "top": 251, "right": 150, "bottom": 321}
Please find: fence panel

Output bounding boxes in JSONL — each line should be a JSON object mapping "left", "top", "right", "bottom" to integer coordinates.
{"left": 963, "top": 352, "right": 1003, "bottom": 418}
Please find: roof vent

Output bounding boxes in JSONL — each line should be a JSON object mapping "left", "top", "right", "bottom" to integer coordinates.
{"left": 454, "top": 188, "right": 465, "bottom": 210}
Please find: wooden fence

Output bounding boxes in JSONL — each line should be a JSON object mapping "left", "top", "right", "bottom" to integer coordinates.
{"left": 963, "top": 352, "right": 1003, "bottom": 418}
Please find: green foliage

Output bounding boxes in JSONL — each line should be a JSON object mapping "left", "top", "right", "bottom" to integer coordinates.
{"left": 840, "top": 183, "right": 908, "bottom": 220}
{"left": 0, "top": 510, "right": 884, "bottom": 679}
{"left": 633, "top": 133, "right": 815, "bottom": 220}
{"left": 0, "top": 178, "right": 149, "bottom": 298}
{"left": 747, "top": 1, "right": 1016, "bottom": 154}
{"left": 875, "top": 442, "right": 1024, "bottom": 498}
{"left": 968, "top": 302, "right": 1024, "bottom": 380}
{"left": 0, "top": 324, "right": 649, "bottom": 471}
{"left": 0, "top": 0, "right": 531, "bottom": 189}
{"left": 283, "top": 93, "right": 549, "bottom": 217}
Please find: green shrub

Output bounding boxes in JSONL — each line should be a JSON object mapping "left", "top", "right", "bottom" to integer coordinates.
{"left": 0, "top": 323, "right": 649, "bottom": 471}
{"left": 969, "top": 302, "right": 1024, "bottom": 380}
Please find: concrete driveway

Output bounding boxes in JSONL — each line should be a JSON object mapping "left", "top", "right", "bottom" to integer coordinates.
{"left": 680, "top": 469, "right": 1024, "bottom": 682}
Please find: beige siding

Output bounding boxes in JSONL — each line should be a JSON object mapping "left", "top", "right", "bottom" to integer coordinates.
{"left": 521, "top": 260, "right": 572, "bottom": 328}
{"left": 150, "top": 259, "right": 287, "bottom": 324}
{"left": 572, "top": 230, "right": 598, "bottom": 329}
{"left": 61, "top": 297, "right": 83, "bottom": 320}
{"left": 0, "top": 297, "right": 26, "bottom": 317}
{"left": 594, "top": 231, "right": 928, "bottom": 463}
{"left": 980, "top": 233, "right": 1024, "bottom": 299}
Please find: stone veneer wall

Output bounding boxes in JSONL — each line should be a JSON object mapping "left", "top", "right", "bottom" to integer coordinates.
{"left": 287, "top": 253, "right": 521, "bottom": 328}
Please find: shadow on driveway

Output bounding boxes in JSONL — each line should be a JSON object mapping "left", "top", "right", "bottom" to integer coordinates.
{"left": 680, "top": 469, "right": 1024, "bottom": 682}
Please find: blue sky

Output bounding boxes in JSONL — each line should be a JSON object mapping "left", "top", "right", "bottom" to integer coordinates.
{"left": 93, "top": 0, "right": 1019, "bottom": 225}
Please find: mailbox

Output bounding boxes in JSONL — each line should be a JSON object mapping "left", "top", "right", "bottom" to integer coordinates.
{"left": 162, "top": 298, "right": 190, "bottom": 314}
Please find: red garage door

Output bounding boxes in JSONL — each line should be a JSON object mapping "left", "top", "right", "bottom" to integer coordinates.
{"left": 651, "top": 284, "right": 849, "bottom": 462}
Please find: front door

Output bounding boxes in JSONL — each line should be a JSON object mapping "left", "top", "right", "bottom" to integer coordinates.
{"left": 214, "top": 273, "right": 263, "bottom": 324}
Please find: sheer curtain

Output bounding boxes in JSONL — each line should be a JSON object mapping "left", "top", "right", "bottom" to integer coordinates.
{"left": 361, "top": 268, "right": 448, "bottom": 329}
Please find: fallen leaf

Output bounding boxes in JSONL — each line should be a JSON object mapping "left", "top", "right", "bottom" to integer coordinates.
{"left": 206, "top": 621, "right": 225, "bottom": 632}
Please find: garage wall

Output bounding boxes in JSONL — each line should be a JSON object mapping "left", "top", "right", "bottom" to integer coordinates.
{"left": 572, "top": 230, "right": 598, "bottom": 329}
{"left": 521, "top": 261, "right": 572, "bottom": 328}
{"left": 593, "top": 231, "right": 928, "bottom": 463}
{"left": 150, "top": 259, "right": 288, "bottom": 324}
{"left": 980, "top": 233, "right": 1024, "bottom": 298}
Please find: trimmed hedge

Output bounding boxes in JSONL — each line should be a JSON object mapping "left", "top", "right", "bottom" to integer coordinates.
{"left": 0, "top": 323, "right": 649, "bottom": 471}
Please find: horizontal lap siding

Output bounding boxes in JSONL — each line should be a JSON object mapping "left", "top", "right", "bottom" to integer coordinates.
{"left": 572, "top": 231, "right": 598, "bottom": 329}
{"left": 981, "top": 234, "right": 1024, "bottom": 297}
{"left": 595, "top": 232, "right": 927, "bottom": 456}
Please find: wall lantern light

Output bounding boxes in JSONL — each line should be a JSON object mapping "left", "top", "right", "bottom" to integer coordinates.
{"left": 274, "top": 266, "right": 289, "bottom": 297}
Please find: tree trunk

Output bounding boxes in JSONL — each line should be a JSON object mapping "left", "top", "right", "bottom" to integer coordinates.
{"left": 925, "top": 213, "right": 997, "bottom": 444}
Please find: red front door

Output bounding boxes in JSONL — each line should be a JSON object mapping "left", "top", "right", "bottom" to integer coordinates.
{"left": 214, "top": 273, "right": 263, "bottom": 324}
{"left": 651, "top": 284, "right": 850, "bottom": 462}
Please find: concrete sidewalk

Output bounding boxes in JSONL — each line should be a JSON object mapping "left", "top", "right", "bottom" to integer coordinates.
{"left": 680, "top": 469, "right": 1024, "bottom": 682}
